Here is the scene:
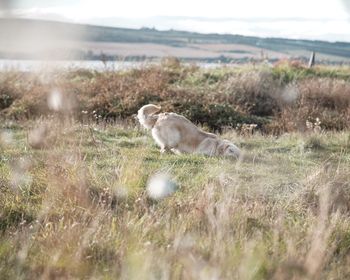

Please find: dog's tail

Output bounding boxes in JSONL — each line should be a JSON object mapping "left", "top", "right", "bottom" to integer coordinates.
{"left": 137, "top": 104, "right": 161, "bottom": 129}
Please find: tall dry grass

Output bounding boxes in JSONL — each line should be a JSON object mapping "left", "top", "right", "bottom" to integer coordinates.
{"left": 0, "top": 117, "right": 350, "bottom": 279}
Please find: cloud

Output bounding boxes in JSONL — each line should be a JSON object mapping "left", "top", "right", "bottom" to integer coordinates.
{"left": 12, "top": 8, "right": 71, "bottom": 22}
{"left": 4, "top": 1, "right": 350, "bottom": 42}
{"left": 341, "top": 0, "right": 350, "bottom": 14}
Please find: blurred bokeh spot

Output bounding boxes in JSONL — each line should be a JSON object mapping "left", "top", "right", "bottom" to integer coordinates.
{"left": 0, "top": 0, "right": 14, "bottom": 16}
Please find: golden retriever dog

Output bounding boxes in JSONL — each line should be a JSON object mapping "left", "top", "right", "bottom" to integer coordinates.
{"left": 137, "top": 104, "right": 241, "bottom": 158}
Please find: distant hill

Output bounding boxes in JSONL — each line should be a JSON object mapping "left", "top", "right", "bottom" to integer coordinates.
{"left": 1, "top": 18, "right": 350, "bottom": 63}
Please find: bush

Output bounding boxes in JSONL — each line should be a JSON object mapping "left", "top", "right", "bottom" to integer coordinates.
{"left": 278, "top": 78, "right": 350, "bottom": 132}
{"left": 0, "top": 63, "right": 349, "bottom": 133}
{"left": 172, "top": 102, "right": 266, "bottom": 131}
{"left": 217, "top": 69, "right": 281, "bottom": 116}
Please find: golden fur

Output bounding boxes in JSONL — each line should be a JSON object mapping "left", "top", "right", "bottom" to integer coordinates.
{"left": 137, "top": 104, "right": 241, "bottom": 158}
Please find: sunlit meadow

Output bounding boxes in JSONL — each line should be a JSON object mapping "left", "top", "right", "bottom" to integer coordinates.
{"left": 0, "top": 62, "right": 350, "bottom": 279}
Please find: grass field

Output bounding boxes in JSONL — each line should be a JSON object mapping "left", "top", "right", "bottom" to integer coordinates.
{"left": 0, "top": 62, "right": 350, "bottom": 279}
{"left": 0, "top": 119, "right": 350, "bottom": 279}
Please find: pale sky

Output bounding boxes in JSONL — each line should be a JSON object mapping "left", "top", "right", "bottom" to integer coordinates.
{"left": 3, "top": 0, "right": 350, "bottom": 42}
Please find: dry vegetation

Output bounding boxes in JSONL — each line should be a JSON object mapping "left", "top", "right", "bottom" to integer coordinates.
{"left": 1, "top": 59, "right": 350, "bottom": 133}
{"left": 0, "top": 61, "right": 350, "bottom": 279}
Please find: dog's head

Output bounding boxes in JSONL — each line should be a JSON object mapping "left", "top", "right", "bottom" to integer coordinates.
{"left": 217, "top": 140, "right": 241, "bottom": 159}
{"left": 138, "top": 104, "right": 161, "bottom": 117}
{"left": 137, "top": 104, "right": 161, "bottom": 129}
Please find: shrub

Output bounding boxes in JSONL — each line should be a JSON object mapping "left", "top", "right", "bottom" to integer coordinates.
{"left": 171, "top": 102, "right": 266, "bottom": 131}
{"left": 0, "top": 63, "right": 349, "bottom": 133}
{"left": 217, "top": 69, "right": 282, "bottom": 116}
{"left": 279, "top": 78, "right": 350, "bottom": 132}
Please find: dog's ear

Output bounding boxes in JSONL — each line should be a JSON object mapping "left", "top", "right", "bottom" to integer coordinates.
{"left": 141, "top": 104, "right": 162, "bottom": 116}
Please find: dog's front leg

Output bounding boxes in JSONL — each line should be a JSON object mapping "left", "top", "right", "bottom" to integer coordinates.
{"left": 160, "top": 145, "right": 171, "bottom": 154}
{"left": 171, "top": 148, "right": 182, "bottom": 155}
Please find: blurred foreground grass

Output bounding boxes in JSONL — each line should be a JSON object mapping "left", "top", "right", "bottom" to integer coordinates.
{"left": 0, "top": 121, "right": 349, "bottom": 279}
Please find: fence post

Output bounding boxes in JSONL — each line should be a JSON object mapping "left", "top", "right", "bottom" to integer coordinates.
{"left": 308, "top": 51, "right": 316, "bottom": 68}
